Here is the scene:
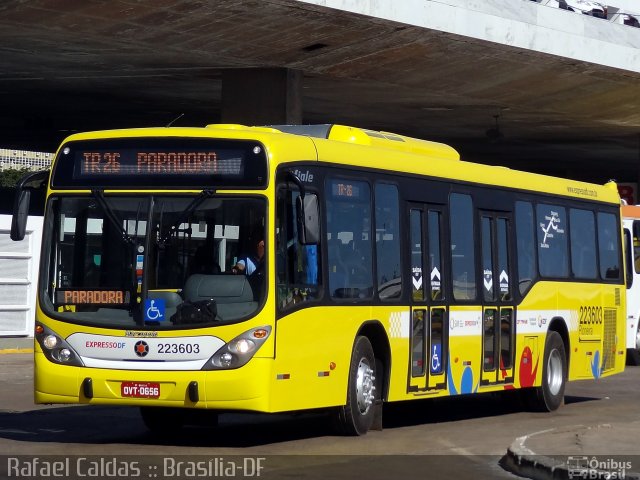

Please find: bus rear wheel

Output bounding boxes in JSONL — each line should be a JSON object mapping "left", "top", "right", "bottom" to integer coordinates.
{"left": 334, "top": 336, "right": 378, "bottom": 436}
{"left": 525, "top": 331, "right": 567, "bottom": 412}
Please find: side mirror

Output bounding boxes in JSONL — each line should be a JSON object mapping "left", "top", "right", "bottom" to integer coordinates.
{"left": 296, "top": 193, "right": 320, "bottom": 245}
{"left": 10, "top": 189, "right": 31, "bottom": 241}
{"left": 10, "top": 170, "right": 49, "bottom": 241}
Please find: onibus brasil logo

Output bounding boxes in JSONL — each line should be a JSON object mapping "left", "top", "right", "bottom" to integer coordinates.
{"left": 567, "top": 456, "right": 632, "bottom": 479}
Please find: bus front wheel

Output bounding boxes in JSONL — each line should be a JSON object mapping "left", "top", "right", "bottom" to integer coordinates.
{"left": 525, "top": 331, "right": 567, "bottom": 412}
{"left": 335, "top": 336, "right": 378, "bottom": 435}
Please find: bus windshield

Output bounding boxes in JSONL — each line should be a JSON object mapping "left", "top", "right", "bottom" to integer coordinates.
{"left": 41, "top": 194, "right": 266, "bottom": 329}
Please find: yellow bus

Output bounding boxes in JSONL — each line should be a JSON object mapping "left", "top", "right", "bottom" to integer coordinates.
{"left": 11, "top": 124, "right": 626, "bottom": 435}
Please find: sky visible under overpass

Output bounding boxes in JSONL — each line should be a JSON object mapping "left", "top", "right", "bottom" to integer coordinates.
{"left": 0, "top": 0, "right": 639, "bottom": 186}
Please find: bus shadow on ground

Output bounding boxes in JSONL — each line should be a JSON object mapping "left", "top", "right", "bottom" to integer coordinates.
{"left": 382, "top": 391, "right": 601, "bottom": 429}
{"left": 0, "top": 405, "right": 335, "bottom": 447}
{"left": 0, "top": 392, "right": 602, "bottom": 448}
{"left": 564, "top": 395, "right": 600, "bottom": 405}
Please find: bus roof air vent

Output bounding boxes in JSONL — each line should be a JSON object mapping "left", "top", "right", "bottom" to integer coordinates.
{"left": 265, "top": 124, "right": 459, "bottom": 161}
{"left": 205, "top": 124, "right": 248, "bottom": 130}
{"left": 206, "top": 124, "right": 286, "bottom": 134}
{"left": 328, "top": 125, "right": 460, "bottom": 161}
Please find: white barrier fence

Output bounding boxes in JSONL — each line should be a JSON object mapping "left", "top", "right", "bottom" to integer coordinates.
{"left": 0, "top": 215, "right": 42, "bottom": 337}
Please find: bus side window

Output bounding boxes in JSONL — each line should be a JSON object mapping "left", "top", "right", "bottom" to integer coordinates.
{"left": 597, "top": 212, "right": 621, "bottom": 280}
{"left": 450, "top": 193, "right": 476, "bottom": 301}
{"left": 375, "top": 183, "right": 401, "bottom": 300}
{"left": 515, "top": 201, "right": 536, "bottom": 294}
{"left": 569, "top": 208, "right": 597, "bottom": 280}
{"left": 276, "top": 187, "right": 321, "bottom": 310}
{"left": 326, "top": 178, "right": 373, "bottom": 299}
{"left": 536, "top": 204, "right": 568, "bottom": 279}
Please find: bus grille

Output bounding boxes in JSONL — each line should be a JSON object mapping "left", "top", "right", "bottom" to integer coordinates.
{"left": 603, "top": 308, "right": 617, "bottom": 372}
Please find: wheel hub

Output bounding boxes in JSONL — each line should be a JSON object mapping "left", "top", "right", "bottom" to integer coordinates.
{"left": 355, "top": 358, "right": 376, "bottom": 414}
{"left": 547, "top": 348, "right": 563, "bottom": 396}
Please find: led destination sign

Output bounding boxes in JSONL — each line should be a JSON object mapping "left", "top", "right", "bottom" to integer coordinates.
{"left": 331, "top": 181, "right": 362, "bottom": 198}
{"left": 79, "top": 150, "right": 242, "bottom": 177}
{"left": 51, "top": 137, "right": 268, "bottom": 189}
{"left": 56, "top": 289, "right": 131, "bottom": 306}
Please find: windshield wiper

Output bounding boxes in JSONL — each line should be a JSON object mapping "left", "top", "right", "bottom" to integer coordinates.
{"left": 91, "top": 190, "right": 135, "bottom": 245}
{"left": 91, "top": 190, "right": 146, "bottom": 324}
{"left": 158, "top": 189, "right": 215, "bottom": 245}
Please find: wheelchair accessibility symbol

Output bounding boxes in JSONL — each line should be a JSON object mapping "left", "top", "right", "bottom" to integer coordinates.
{"left": 144, "top": 298, "right": 165, "bottom": 322}
{"left": 430, "top": 343, "right": 442, "bottom": 374}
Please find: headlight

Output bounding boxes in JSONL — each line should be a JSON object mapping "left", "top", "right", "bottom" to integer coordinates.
{"left": 219, "top": 352, "right": 234, "bottom": 368}
{"left": 203, "top": 326, "right": 271, "bottom": 370}
{"left": 229, "top": 338, "right": 255, "bottom": 355}
{"left": 35, "top": 323, "right": 84, "bottom": 367}
{"left": 58, "top": 348, "right": 72, "bottom": 362}
{"left": 43, "top": 335, "right": 58, "bottom": 349}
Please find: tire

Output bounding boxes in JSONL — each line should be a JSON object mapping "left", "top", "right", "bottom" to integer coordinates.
{"left": 525, "top": 331, "right": 567, "bottom": 412}
{"left": 140, "top": 407, "right": 186, "bottom": 434}
{"left": 627, "top": 349, "right": 640, "bottom": 366}
{"left": 334, "top": 336, "right": 378, "bottom": 435}
{"left": 627, "top": 324, "right": 640, "bottom": 366}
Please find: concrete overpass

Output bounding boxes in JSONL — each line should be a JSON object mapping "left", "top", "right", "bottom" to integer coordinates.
{"left": 0, "top": 0, "right": 639, "bottom": 185}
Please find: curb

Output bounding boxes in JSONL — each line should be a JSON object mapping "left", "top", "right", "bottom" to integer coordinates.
{"left": 0, "top": 348, "right": 33, "bottom": 355}
{"left": 500, "top": 429, "right": 564, "bottom": 480}
{"left": 501, "top": 428, "right": 640, "bottom": 480}
{"left": 501, "top": 446, "right": 574, "bottom": 480}
{"left": 0, "top": 338, "right": 34, "bottom": 354}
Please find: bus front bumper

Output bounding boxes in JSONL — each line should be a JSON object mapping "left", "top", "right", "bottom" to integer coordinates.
{"left": 34, "top": 352, "right": 272, "bottom": 411}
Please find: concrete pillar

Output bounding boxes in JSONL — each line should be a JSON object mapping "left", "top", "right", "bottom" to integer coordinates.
{"left": 221, "top": 68, "right": 302, "bottom": 126}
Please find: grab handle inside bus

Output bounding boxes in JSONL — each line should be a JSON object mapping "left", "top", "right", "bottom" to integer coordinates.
{"left": 10, "top": 170, "right": 48, "bottom": 241}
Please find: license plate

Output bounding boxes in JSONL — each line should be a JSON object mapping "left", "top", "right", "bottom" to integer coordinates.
{"left": 121, "top": 381, "right": 160, "bottom": 398}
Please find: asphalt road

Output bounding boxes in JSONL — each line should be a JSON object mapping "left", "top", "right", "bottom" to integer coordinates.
{"left": 1, "top": 353, "right": 639, "bottom": 480}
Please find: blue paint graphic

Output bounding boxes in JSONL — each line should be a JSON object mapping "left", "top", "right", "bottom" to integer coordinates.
{"left": 460, "top": 366, "right": 474, "bottom": 394}
{"left": 446, "top": 354, "right": 479, "bottom": 395}
{"left": 591, "top": 350, "right": 606, "bottom": 379}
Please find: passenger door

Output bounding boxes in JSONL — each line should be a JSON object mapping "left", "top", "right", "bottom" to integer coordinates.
{"left": 479, "top": 212, "right": 516, "bottom": 386}
{"left": 408, "top": 204, "right": 448, "bottom": 392}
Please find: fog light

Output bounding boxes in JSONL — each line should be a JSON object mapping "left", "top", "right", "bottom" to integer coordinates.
{"left": 220, "top": 352, "right": 233, "bottom": 367}
{"left": 58, "top": 348, "right": 72, "bottom": 362}
{"left": 43, "top": 335, "right": 58, "bottom": 350}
